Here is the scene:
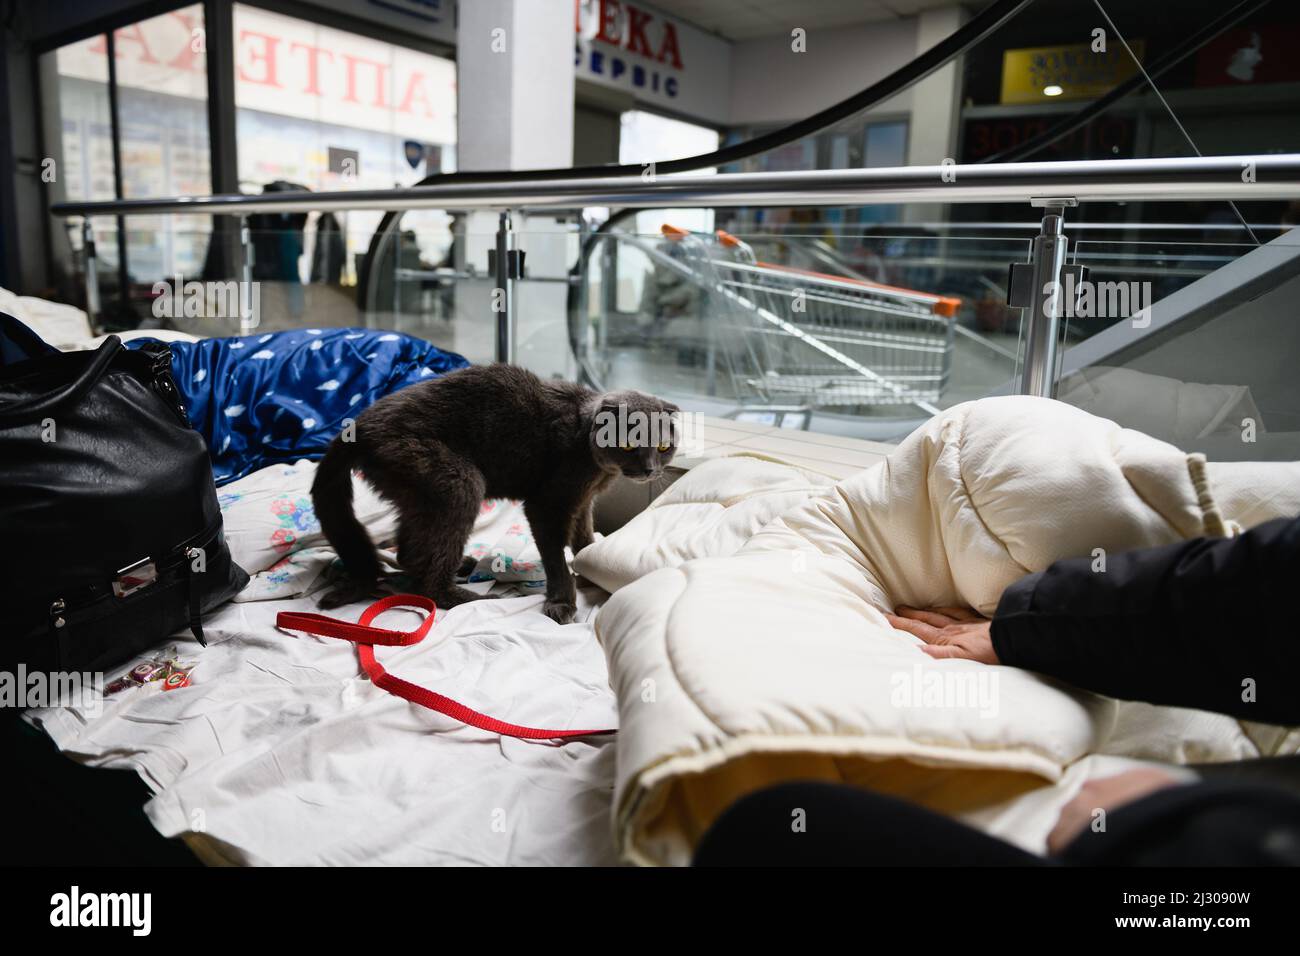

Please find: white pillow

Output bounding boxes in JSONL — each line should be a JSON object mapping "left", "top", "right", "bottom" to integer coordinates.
{"left": 0, "top": 288, "right": 93, "bottom": 349}
{"left": 572, "top": 454, "right": 831, "bottom": 594}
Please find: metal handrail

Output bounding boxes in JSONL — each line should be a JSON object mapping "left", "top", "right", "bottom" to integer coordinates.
{"left": 50, "top": 155, "right": 1300, "bottom": 218}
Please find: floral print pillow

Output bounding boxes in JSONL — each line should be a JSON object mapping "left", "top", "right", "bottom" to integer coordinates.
{"left": 218, "top": 460, "right": 399, "bottom": 576}
{"left": 218, "top": 460, "right": 547, "bottom": 598}
{"left": 463, "top": 500, "right": 546, "bottom": 588}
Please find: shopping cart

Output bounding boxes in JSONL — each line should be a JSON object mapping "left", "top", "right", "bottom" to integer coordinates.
{"left": 668, "top": 227, "right": 960, "bottom": 415}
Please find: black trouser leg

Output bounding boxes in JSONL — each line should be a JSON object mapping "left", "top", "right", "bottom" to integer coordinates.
{"left": 693, "top": 781, "right": 1044, "bottom": 866}
{"left": 695, "top": 779, "right": 1300, "bottom": 867}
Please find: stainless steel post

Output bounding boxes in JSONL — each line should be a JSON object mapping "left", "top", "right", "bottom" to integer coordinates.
{"left": 1017, "top": 204, "right": 1069, "bottom": 398}
{"left": 494, "top": 211, "right": 513, "bottom": 363}
{"left": 574, "top": 216, "right": 590, "bottom": 365}
{"left": 80, "top": 219, "right": 101, "bottom": 331}
{"left": 240, "top": 215, "right": 256, "bottom": 335}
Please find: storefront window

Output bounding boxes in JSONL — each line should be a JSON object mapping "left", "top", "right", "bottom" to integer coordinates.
{"left": 44, "top": 5, "right": 211, "bottom": 305}
{"left": 114, "top": 5, "right": 212, "bottom": 281}
{"left": 42, "top": 29, "right": 118, "bottom": 286}
{"left": 232, "top": 5, "right": 458, "bottom": 286}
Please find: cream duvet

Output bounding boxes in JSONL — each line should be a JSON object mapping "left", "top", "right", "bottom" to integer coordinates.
{"left": 574, "top": 396, "right": 1300, "bottom": 865}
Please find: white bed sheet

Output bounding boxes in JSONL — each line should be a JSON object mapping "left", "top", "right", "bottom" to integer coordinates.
{"left": 31, "top": 589, "right": 618, "bottom": 866}
{"left": 26, "top": 489, "right": 620, "bottom": 866}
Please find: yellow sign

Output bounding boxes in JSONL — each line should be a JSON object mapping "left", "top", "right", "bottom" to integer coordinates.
{"left": 1000, "top": 40, "right": 1144, "bottom": 104}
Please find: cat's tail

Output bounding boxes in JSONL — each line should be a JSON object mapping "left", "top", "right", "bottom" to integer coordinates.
{"left": 311, "top": 437, "right": 381, "bottom": 587}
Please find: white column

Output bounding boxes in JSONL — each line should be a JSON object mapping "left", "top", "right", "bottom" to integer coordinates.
{"left": 905, "top": 5, "right": 967, "bottom": 224}
{"left": 456, "top": 0, "right": 575, "bottom": 368}
{"left": 457, "top": 0, "right": 575, "bottom": 171}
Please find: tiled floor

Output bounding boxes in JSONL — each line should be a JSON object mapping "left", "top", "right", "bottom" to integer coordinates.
{"left": 680, "top": 417, "right": 893, "bottom": 479}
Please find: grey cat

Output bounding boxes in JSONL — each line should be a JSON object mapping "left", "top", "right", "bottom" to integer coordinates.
{"left": 312, "top": 364, "right": 679, "bottom": 624}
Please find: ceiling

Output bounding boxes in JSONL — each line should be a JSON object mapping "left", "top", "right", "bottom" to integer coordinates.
{"left": 647, "top": 0, "right": 973, "bottom": 41}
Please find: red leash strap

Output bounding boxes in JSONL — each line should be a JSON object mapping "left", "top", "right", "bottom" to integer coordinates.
{"left": 276, "top": 594, "right": 615, "bottom": 741}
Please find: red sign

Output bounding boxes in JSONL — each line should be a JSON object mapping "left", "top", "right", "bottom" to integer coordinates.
{"left": 962, "top": 115, "right": 1135, "bottom": 162}
{"left": 1194, "top": 24, "right": 1300, "bottom": 87}
{"left": 576, "top": 0, "right": 684, "bottom": 70}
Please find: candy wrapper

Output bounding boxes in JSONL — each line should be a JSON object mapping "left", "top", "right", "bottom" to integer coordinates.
{"left": 105, "top": 647, "right": 198, "bottom": 696}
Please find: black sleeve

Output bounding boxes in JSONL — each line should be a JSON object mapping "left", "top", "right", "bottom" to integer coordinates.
{"left": 990, "top": 515, "right": 1300, "bottom": 725}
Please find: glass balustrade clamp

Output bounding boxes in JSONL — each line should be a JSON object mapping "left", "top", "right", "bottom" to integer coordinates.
{"left": 1007, "top": 200, "right": 1088, "bottom": 398}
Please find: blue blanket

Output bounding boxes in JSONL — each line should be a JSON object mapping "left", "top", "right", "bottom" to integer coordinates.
{"left": 131, "top": 328, "right": 469, "bottom": 484}
{"left": 0, "top": 315, "right": 469, "bottom": 485}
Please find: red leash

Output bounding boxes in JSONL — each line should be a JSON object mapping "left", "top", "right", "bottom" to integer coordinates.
{"left": 276, "top": 594, "right": 615, "bottom": 741}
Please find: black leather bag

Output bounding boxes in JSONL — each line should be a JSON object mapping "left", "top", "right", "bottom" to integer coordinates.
{"left": 0, "top": 333, "right": 248, "bottom": 676}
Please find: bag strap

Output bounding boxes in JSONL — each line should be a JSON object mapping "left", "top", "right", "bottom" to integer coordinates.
{"left": 0, "top": 334, "right": 122, "bottom": 427}
{"left": 277, "top": 594, "right": 615, "bottom": 742}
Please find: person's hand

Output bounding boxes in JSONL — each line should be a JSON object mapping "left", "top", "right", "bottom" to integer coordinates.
{"left": 884, "top": 606, "right": 999, "bottom": 664}
{"left": 1047, "top": 768, "right": 1183, "bottom": 855}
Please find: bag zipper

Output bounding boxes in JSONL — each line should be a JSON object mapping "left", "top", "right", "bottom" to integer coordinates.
{"left": 46, "top": 515, "right": 226, "bottom": 643}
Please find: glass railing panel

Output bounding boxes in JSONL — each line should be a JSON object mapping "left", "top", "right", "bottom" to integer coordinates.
{"left": 366, "top": 214, "right": 584, "bottom": 373}
{"left": 59, "top": 207, "right": 1300, "bottom": 462}
{"left": 1057, "top": 227, "right": 1300, "bottom": 462}
{"left": 367, "top": 219, "right": 503, "bottom": 365}
{"left": 1066, "top": 231, "right": 1264, "bottom": 343}
{"left": 65, "top": 224, "right": 476, "bottom": 361}
{"left": 510, "top": 219, "right": 582, "bottom": 382}
{"left": 108, "top": 227, "right": 366, "bottom": 338}
{"left": 572, "top": 224, "right": 1032, "bottom": 441}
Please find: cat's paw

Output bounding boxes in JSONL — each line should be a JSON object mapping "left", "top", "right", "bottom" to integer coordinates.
{"left": 542, "top": 600, "right": 577, "bottom": 625}
{"left": 318, "top": 584, "right": 368, "bottom": 610}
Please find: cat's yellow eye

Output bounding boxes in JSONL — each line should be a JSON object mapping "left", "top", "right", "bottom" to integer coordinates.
{"left": 656, "top": 443, "right": 670, "bottom": 452}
